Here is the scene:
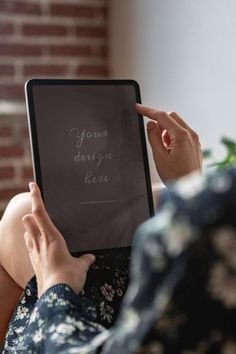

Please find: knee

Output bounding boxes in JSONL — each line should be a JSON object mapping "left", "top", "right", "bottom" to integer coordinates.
{"left": 0, "top": 192, "right": 31, "bottom": 242}
{"left": 2, "top": 192, "right": 31, "bottom": 219}
{"left": 0, "top": 192, "right": 33, "bottom": 287}
{"left": 6, "top": 192, "right": 30, "bottom": 207}
{"left": 5, "top": 192, "right": 31, "bottom": 211}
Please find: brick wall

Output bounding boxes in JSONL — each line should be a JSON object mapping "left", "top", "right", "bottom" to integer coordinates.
{"left": 0, "top": 0, "right": 109, "bottom": 217}
{"left": 0, "top": 107, "right": 32, "bottom": 215}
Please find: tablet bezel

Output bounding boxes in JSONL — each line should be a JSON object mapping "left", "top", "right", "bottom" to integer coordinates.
{"left": 25, "top": 79, "right": 154, "bottom": 256}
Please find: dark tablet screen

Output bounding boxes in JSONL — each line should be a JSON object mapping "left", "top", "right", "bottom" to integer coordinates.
{"left": 26, "top": 80, "right": 153, "bottom": 254}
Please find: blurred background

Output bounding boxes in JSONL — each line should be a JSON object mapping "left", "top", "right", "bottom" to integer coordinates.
{"left": 1, "top": 0, "right": 236, "bottom": 216}
{"left": 0, "top": 0, "right": 107, "bottom": 216}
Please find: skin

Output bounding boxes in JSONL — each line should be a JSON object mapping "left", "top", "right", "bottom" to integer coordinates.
{"left": 23, "top": 182, "right": 95, "bottom": 297}
{"left": 0, "top": 194, "right": 33, "bottom": 345}
{"left": 0, "top": 104, "right": 202, "bottom": 344}
{"left": 135, "top": 104, "right": 202, "bottom": 182}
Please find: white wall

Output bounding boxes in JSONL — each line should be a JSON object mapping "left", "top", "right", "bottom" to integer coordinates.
{"left": 109, "top": 0, "right": 236, "bottom": 182}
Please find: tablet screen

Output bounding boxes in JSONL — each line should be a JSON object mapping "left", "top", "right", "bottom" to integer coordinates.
{"left": 27, "top": 80, "right": 153, "bottom": 254}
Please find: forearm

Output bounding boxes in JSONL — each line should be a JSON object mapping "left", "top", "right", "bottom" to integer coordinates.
{"left": 24, "top": 284, "right": 109, "bottom": 354}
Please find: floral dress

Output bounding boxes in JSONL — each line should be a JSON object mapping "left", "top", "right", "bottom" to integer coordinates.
{"left": 3, "top": 167, "right": 236, "bottom": 354}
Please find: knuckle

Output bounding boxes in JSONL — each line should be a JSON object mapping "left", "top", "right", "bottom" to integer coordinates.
{"left": 179, "top": 129, "right": 190, "bottom": 139}
{"left": 190, "top": 130, "right": 199, "bottom": 142}
{"left": 159, "top": 111, "right": 168, "bottom": 119}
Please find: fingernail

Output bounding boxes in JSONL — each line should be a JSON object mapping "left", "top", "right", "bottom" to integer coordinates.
{"left": 29, "top": 182, "right": 34, "bottom": 191}
{"left": 89, "top": 254, "right": 96, "bottom": 263}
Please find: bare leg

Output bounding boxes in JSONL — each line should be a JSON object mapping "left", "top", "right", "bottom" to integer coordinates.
{"left": 0, "top": 193, "right": 34, "bottom": 288}
{"left": 0, "top": 186, "right": 94, "bottom": 344}
{"left": 0, "top": 193, "right": 34, "bottom": 344}
{"left": 0, "top": 265, "right": 22, "bottom": 344}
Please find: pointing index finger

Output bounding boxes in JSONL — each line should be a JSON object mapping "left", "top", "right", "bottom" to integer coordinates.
{"left": 135, "top": 103, "right": 181, "bottom": 132}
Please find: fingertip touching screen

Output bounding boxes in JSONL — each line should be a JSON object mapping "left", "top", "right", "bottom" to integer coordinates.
{"left": 26, "top": 80, "right": 153, "bottom": 254}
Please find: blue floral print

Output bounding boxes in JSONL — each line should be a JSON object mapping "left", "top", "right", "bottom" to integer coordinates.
{"left": 3, "top": 168, "right": 236, "bottom": 354}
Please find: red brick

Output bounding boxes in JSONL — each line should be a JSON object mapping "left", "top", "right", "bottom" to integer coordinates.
{"left": 0, "top": 166, "right": 14, "bottom": 179}
{"left": 0, "top": 22, "right": 14, "bottom": 35}
{"left": 0, "top": 44, "right": 42, "bottom": 56}
{"left": 0, "top": 84, "right": 24, "bottom": 100}
{"left": 48, "top": 45, "right": 107, "bottom": 58}
{"left": 20, "top": 127, "right": 30, "bottom": 138}
{"left": 0, "top": 126, "right": 12, "bottom": 137}
{"left": 0, "top": 187, "right": 28, "bottom": 200}
{"left": 48, "top": 45, "right": 93, "bottom": 57}
{"left": 77, "top": 65, "right": 108, "bottom": 76}
{"left": 0, "top": 145, "right": 24, "bottom": 158}
{"left": 91, "top": 45, "right": 107, "bottom": 57}
{"left": 75, "top": 26, "right": 107, "bottom": 38}
{"left": 50, "top": 4, "right": 106, "bottom": 19}
{"left": 22, "top": 24, "right": 68, "bottom": 37}
{"left": 24, "top": 64, "right": 67, "bottom": 76}
{"left": 22, "top": 166, "right": 33, "bottom": 179}
{"left": 0, "top": 65, "right": 15, "bottom": 76}
{"left": 0, "top": 1, "right": 41, "bottom": 15}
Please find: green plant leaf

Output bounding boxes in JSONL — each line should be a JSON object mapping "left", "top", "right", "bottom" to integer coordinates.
{"left": 204, "top": 136, "right": 236, "bottom": 170}
{"left": 203, "top": 149, "right": 212, "bottom": 159}
{"left": 221, "top": 137, "right": 236, "bottom": 154}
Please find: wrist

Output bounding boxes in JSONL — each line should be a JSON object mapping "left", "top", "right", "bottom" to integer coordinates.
{"left": 39, "top": 274, "right": 82, "bottom": 298}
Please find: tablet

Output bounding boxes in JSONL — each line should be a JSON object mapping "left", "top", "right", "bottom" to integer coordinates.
{"left": 25, "top": 79, "right": 154, "bottom": 255}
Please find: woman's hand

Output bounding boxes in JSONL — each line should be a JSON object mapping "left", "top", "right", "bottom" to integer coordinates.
{"left": 22, "top": 182, "right": 95, "bottom": 298}
{"left": 135, "top": 104, "right": 202, "bottom": 183}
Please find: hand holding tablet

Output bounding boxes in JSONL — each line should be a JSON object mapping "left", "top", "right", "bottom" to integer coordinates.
{"left": 25, "top": 79, "right": 154, "bottom": 255}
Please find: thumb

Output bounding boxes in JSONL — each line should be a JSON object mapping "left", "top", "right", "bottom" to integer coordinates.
{"left": 76, "top": 254, "right": 96, "bottom": 273}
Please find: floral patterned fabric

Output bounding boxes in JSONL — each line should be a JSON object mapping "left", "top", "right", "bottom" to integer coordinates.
{"left": 3, "top": 167, "right": 236, "bottom": 354}
{"left": 2, "top": 253, "right": 131, "bottom": 353}
{"left": 82, "top": 252, "right": 131, "bottom": 328}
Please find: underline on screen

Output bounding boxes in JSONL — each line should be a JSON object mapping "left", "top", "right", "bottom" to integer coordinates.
{"left": 80, "top": 200, "right": 117, "bottom": 205}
